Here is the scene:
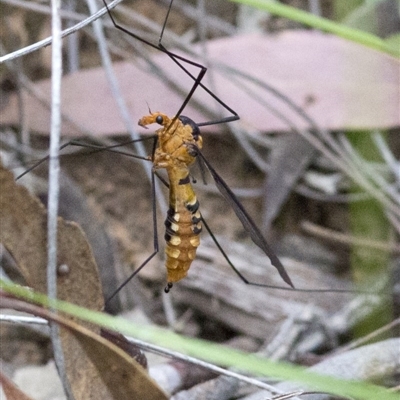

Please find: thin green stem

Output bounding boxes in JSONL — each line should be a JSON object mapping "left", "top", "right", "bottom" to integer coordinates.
{"left": 229, "top": 0, "right": 400, "bottom": 57}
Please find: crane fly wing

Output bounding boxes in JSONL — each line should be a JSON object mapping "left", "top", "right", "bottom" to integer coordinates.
{"left": 196, "top": 154, "right": 208, "bottom": 185}
{"left": 195, "top": 149, "right": 294, "bottom": 288}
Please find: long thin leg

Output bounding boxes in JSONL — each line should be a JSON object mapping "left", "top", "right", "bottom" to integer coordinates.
{"left": 16, "top": 137, "right": 156, "bottom": 180}
{"left": 201, "top": 216, "right": 370, "bottom": 294}
{"left": 158, "top": 0, "right": 174, "bottom": 46}
{"left": 101, "top": 0, "right": 239, "bottom": 126}
{"left": 105, "top": 169, "right": 160, "bottom": 304}
{"left": 157, "top": 1, "right": 238, "bottom": 124}
{"left": 15, "top": 133, "right": 164, "bottom": 303}
{"left": 91, "top": 159, "right": 369, "bottom": 296}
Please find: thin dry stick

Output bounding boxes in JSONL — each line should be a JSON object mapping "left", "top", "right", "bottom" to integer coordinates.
{"left": 372, "top": 131, "right": 400, "bottom": 185}
{"left": 301, "top": 221, "right": 400, "bottom": 254}
{"left": 129, "top": 336, "right": 289, "bottom": 395}
{"left": 309, "top": 0, "right": 322, "bottom": 16}
{"left": 47, "top": 0, "right": 71, "bottom": 398}
{"left": 332, "top": 318, "right": 400, "bottom": 356}
{"left": 338, "top": 133, "right": 400, "bottom": 205}
{"left": 2, "top": 0, "right": 82, "bottom": 18}
{"left": 0, "top": 0, "right": 125, "bottom": 63}
{"left": 64, "top": 0, "right": 80, "bottom": 73}
{"left": 159, "top": 0, "right": 236, "bottom": 36}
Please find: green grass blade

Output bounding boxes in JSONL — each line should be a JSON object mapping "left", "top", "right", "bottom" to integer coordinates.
{"left": 1, "top": 280, "right": 399, "bottom": 400}
{"left": 228, "top": 0, "right": 400, "bottom": 57}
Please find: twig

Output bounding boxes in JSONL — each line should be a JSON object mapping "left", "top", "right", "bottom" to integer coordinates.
{"left": 301, "top": 220, "right": 400, "bottom": 254}
{"left": 47, "top": 1, "right": 71, "bottom": 398}
{"left": 64, "top": 0, "right": 80, "bottom": 73}
{"left": 372, "top": 131, "right": 400, "bottom": 186}
{"left": 331, "top": 318, "right": 400, "bottom": 356}
{"left": 0, "top": 314, "right": 48, "bottom": 325}
{"left": 0, "top": 0, "right": 125, "bottom": 63}
{"left": 159, "top": 0, "right": 236, "bottom": 36}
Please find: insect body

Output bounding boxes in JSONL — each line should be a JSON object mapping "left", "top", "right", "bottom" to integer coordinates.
{"left": 139, "top": 112, "right": 203, "bottom": 292}
{"left": 138, "top": 112, "right": 296, "bottom": 294}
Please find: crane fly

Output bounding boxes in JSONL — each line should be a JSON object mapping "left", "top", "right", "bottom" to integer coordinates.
{"left": 136, "top": 112, "right": 293, "bottom": 293}
{"left": 13, "top": 0, "right": 364, "bottom": 300}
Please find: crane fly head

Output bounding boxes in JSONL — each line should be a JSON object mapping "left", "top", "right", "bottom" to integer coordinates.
{"left": 138, "top": 112, "right": 172, "bottom": 128}
{"left": 138, "top": 113, "right": 202, "bottom": 144}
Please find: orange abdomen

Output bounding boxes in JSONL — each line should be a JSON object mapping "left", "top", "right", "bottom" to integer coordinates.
{"left": 164, "top": 197, "right": 202, "bottom": 284}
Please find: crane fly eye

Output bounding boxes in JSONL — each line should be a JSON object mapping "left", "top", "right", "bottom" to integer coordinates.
{"left": 156, "top": 115, "right": 164, "bottom": 125}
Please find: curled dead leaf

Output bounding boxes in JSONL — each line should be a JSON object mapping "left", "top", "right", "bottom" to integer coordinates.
{"left": 0, "top": 159, "right": 168, "bottom": 400}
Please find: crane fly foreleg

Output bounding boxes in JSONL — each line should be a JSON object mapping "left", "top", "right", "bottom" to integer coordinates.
{"left": 106, "top": 169, "right": 160, "bottom": 304}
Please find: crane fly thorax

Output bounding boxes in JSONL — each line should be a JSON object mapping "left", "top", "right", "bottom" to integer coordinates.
{"left": 138, "top": 112, "right": 203, "bottom": 170}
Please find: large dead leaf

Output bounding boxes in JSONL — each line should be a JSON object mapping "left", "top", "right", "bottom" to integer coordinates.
{"left": 0, "top": 160, "right": 104, "bottom": 311}
{"left": 1, "top": 31, "right": 398, "bottom": 136}
{"left": 0, "top": 159, "right": 168, "bottom": 400}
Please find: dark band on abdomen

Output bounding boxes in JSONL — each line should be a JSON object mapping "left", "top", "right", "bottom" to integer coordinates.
{"left": 186, "top": 199, "right": 200, "bottom": 213}
{"left": 192, "top": 226, "right": 202, "bottom": 234}
{"left": 192, "top": 215, "right": 201, "bottom": 224}
{"left": 164, "top": 207, "right": 178, "bottom": 242}
{"left": 178, "top": 175, "right": 191, "bottom": 185}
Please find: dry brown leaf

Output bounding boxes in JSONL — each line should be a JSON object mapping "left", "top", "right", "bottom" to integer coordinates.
{"left": 0, "top": 159, "right": 168, "bottom": 400}
{"left": 101, "top": 328, "right": 148, "bottom": 369}
{"left": 1, "top": 32, "right": 398, "bottom": 136}
{"left": 0, "top": 298, "right": 168, "bottom": 400}
{"left": 0, "top": 159, "right": 104, "bottom": 312}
